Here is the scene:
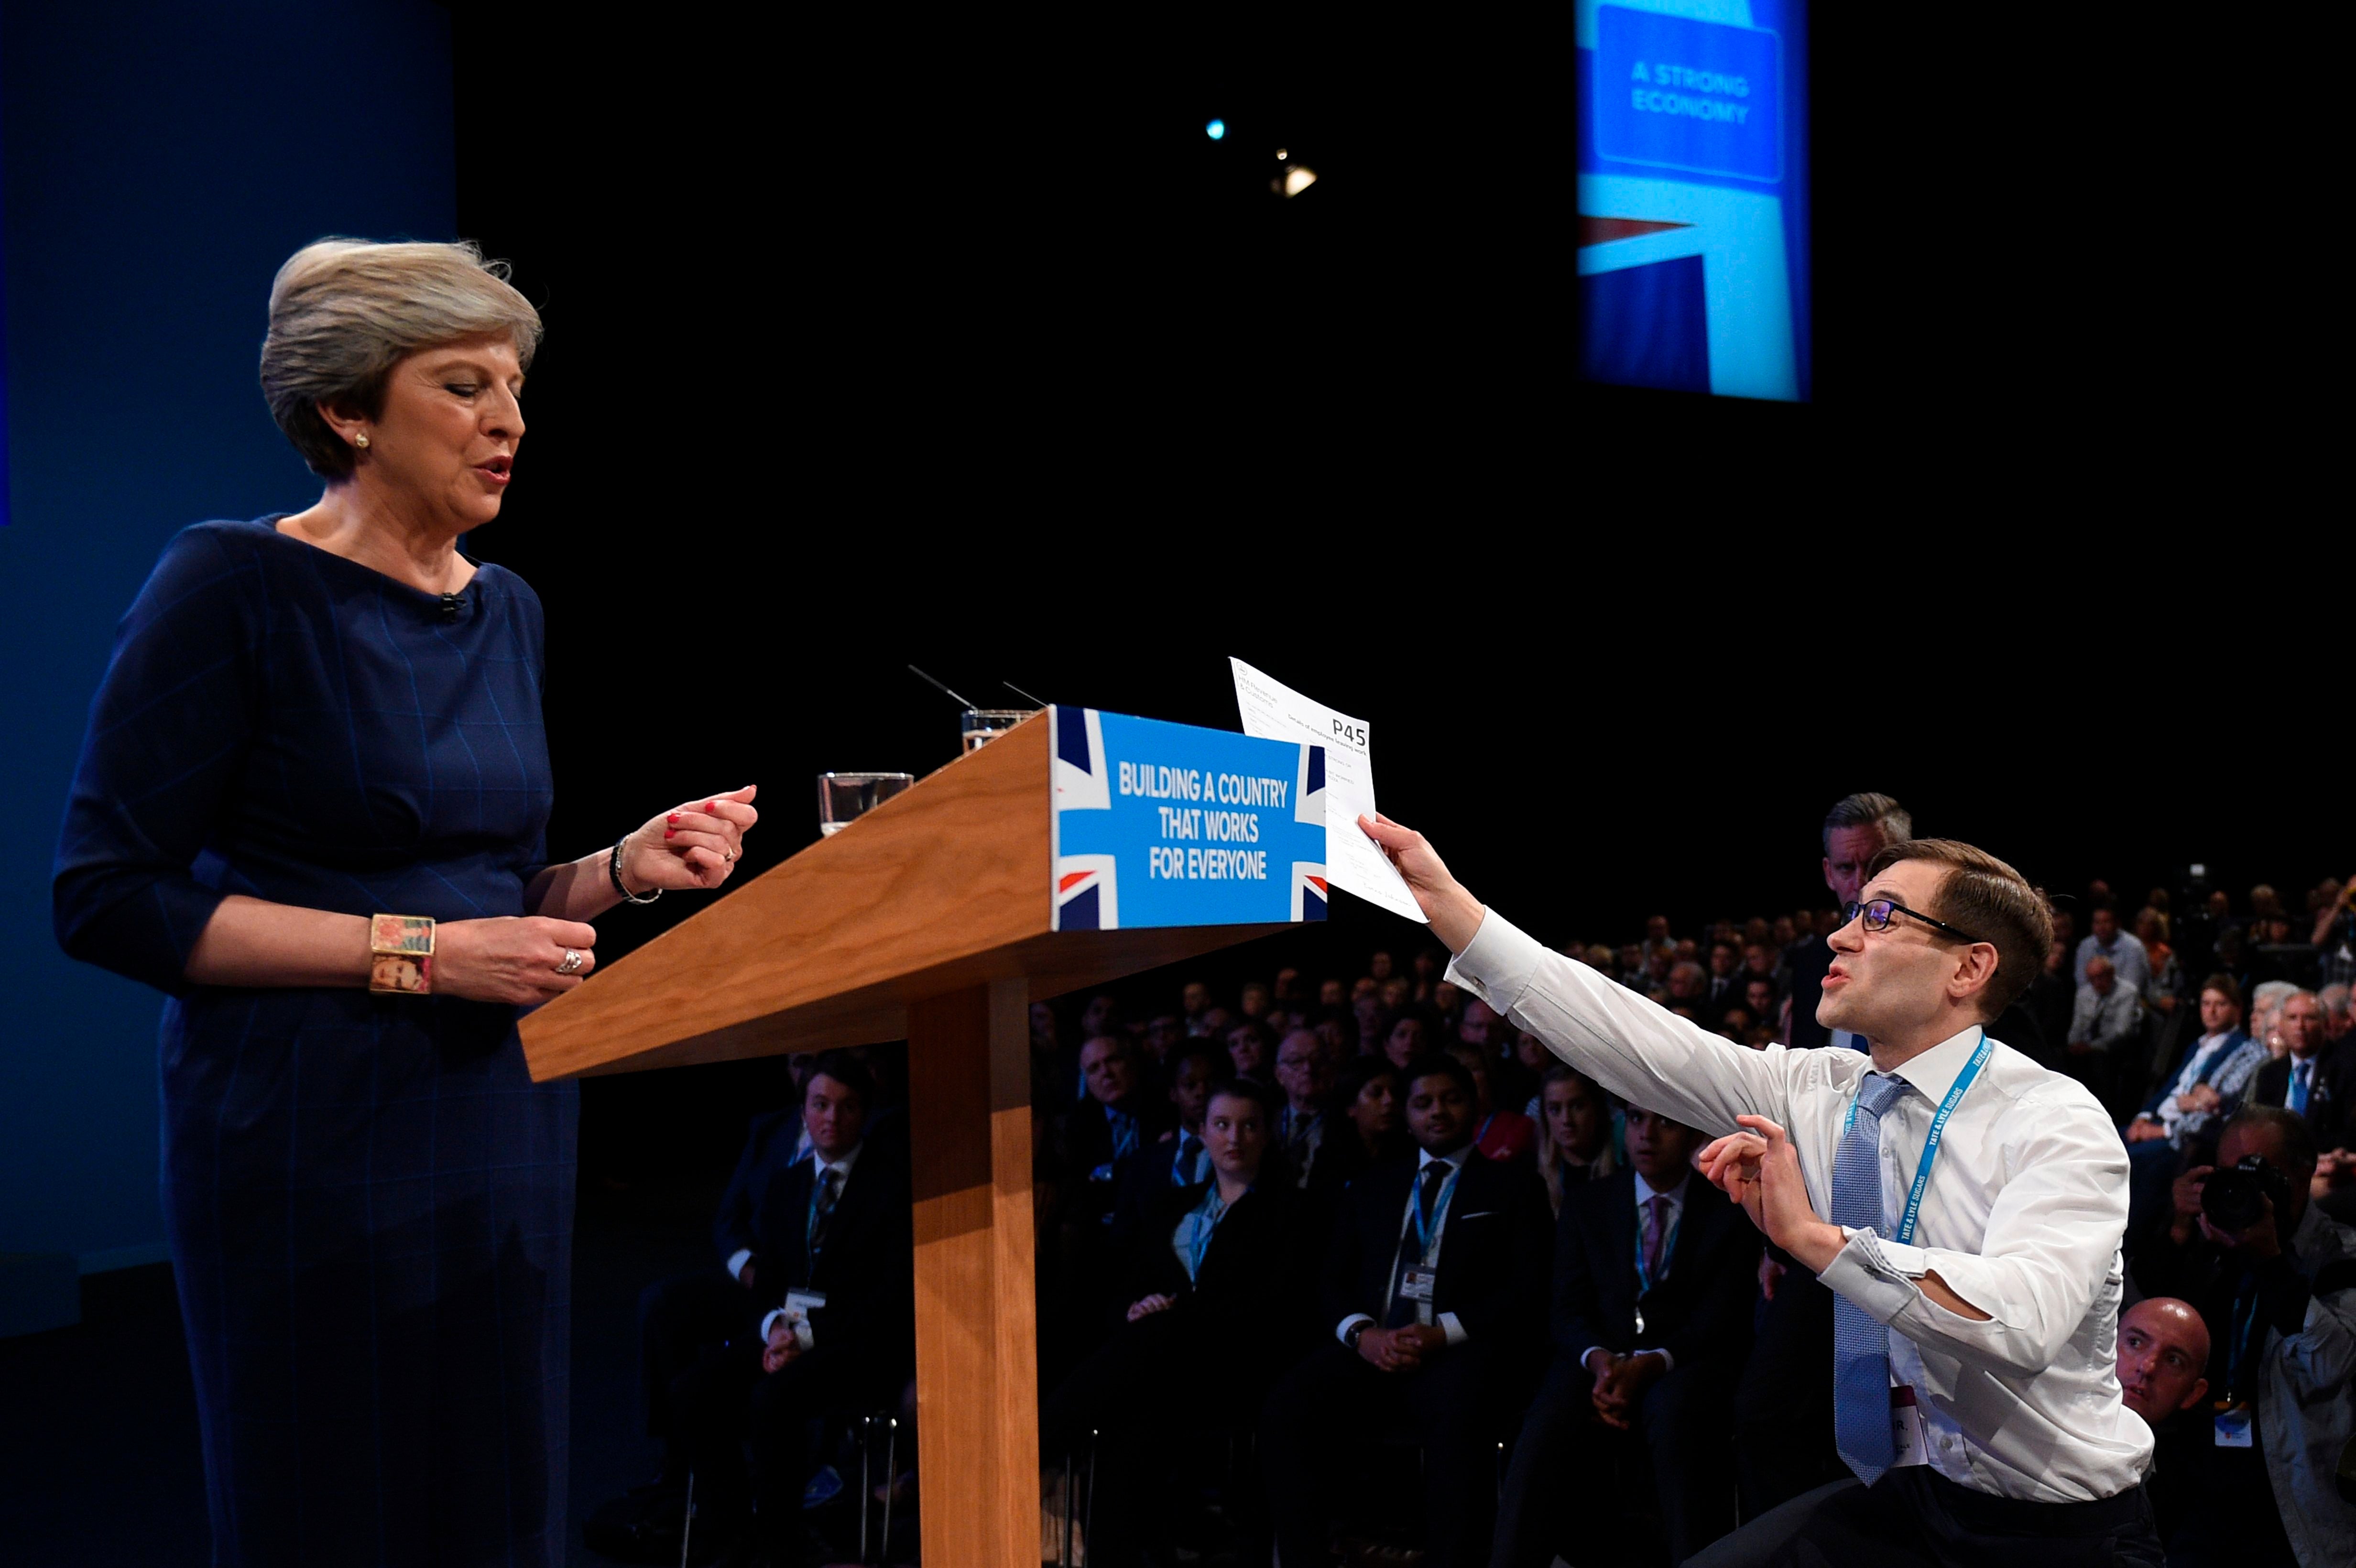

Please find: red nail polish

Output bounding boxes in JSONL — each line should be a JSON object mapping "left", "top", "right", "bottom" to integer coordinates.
{"left": 664, "top": 828, "right": 676, "bottom": 838}
{"left": 704, "top": 802, "right": 716, "bottom": 813}
{"left": 666, "top": 813, "right": 679, "bottom": 824}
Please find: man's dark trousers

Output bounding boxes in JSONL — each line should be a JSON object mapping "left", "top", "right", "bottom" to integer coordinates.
{"left": 1699, "top": 1466, "right": 2164, "bottom": 1568}
{"left": 1493, "top": 1352, "right": 1732, "bottom": 1567}
{"left": 1261, "top": 1339, "right": 1501, "bottom": 1568}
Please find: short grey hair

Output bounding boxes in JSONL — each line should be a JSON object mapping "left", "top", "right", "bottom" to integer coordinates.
{"left": 2222, "top": 1104, "right": 2318, "bottom": 1173}
{"left": 260, "top": 239, "right": 543, "bottom": 479}
{"left": 1822, "top": 792, "right": 1913, "bottom": 856}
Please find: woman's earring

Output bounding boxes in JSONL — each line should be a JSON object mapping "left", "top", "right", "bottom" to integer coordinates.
{"left": 354, "top": 432, "right": 370, "bottom": 449}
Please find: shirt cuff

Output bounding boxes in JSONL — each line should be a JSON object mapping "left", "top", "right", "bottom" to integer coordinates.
{"left": 1444, "top": 908, "right": 1543, "bottom": 1018}
{"left": 726, "top": 1249, "right": 753, "bottom": 1282}
{"left": 760, "top": 1307, "right": 815, "bottom": 1350}
{"left": 1633, "top": 1346, "right": 1675, "bottom": 1372}
{"left": 1336, "top": 1312, "right": 1374, "bottom": 1347}
{"left": 1816, "top": 1227, "right": 1927, "bottom": 1327}
{"left": 1438, "top": 1311, "right": 1468, "bottom": 1346}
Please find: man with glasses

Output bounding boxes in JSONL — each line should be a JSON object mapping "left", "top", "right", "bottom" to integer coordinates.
{"left": 1361, "top": 815, "right": 2160, "bottom": 1565}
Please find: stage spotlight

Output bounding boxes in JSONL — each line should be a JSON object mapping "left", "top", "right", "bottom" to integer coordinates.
{"left": 1205, "top": 118, "right": 1225, "bottom": 140}
{"left": 1273, "top": 163, "right": 1317, "bottom": 197}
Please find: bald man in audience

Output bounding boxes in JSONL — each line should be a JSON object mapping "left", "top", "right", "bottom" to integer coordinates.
{"left": 2115, "top": 1297, "right": 2210, "bottom": 1427}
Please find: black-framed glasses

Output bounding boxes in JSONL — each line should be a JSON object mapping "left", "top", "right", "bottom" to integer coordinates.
{"left": 1842, "top": 897, "right": 1983, "bottom": 946}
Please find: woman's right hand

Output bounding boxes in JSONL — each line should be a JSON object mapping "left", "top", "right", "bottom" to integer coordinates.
{"left": 433, "top": 916, "right": 598, "bottom": 1004}
{"left": 1125, "top": 1294, "right": 1176, "bottom": 1323}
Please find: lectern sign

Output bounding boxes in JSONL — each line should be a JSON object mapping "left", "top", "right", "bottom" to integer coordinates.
{"left": 1050, "top": 705, "right": 1326, "bottom": 931}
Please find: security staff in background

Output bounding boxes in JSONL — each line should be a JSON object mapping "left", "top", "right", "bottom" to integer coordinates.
{"left": 1363, "top": 813, "right": 2161, "bottom": 1565}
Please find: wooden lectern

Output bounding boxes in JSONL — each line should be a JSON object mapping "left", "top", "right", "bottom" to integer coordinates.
{"left": 520, "top": 713, "right": 1293, "bottom": 1568}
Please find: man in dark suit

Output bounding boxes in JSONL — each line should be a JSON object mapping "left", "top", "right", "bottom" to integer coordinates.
{"left": 1110, "top": 1038, "right": 1229, "bottom": 1246}
{"left": 589, "top": 1056, "right": 818, "bottom": 1560}
{"left": 1494, "top": 1104, "right": 1759, "bottom": 1567}
{"left": 669, "top": 1050, "right": 915, "bottom": 1561}
{"left": 1260, "top": 1054, "right": 1551, "bottom": 1568}
{"left": 2250, "top": 990, "right": 2356, "bottom": 1150}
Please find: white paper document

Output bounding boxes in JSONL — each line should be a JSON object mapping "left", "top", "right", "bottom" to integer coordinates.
{"left": 1229, "top": 657, "right": 1428, "bottom": 925}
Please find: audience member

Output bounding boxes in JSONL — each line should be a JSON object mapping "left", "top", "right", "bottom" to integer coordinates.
{"left": 1383, "top": 1013, "right": 1430, "bottom": 1071}
{"left": 1448, "top": 1041, "right": 1536, "bottom": 1165}
{"left": 2114, "top": 1296, "right": 2211, "bottom": 1427}
{"left": 1226, "top": 1017, "right": 1273, "bottom": 1080}
{"left": 1068, "top": 1034, "right": 1165, "bottom": 1225}
{"left": 1273, "top": 1028, "right": 1336, "bottom": 1190}
{"left": 1786, "top": 791, "right": 1910, "bottom": 1051}
{"left": 1043, "top": 1078, "right": 1311, "bottom": 1568}
{"left": 1113, "top": 1039, "right": 1231, "bottom": 1244}
{"left": 1321, "top": 1057, "right": 1406, "bottom": 1195}
{"left": 2132, "top": 1106, "right": 2356, "bottom": 1567}
{"left": 1260, "top": 1055, "right": 1549, "bottom": 1568}
{"left": 2251, "top": 990, "right": 2356, "bottom": 1152}
{"left": 661, "top": 1053, "right": 915, "bottom": 1564}
{"left": 2065, "top": 953, "right": 2142, "bottom": 1102}
{"left": 2077, "top": 901, "right": 2154, "bottom": 992}
{"left": 2123, "top": 976, "right": 2266, "bottom": 1241}
{"left": 1535, "top": 1065, "right": 1619, "bottom": 1214}
{"left": 1494, "top": 1105, "right": 1758, "bottom": 1567}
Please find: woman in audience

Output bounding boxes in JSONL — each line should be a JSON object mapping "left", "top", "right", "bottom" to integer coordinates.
{"left": 1040, "top": 1078, "right": 1310, "bottom": 1567}
{"left": 1383, "top": 1013, "right": 1430, "bottom": 1070}
{"left": 1536, "top": 1064, "right": 1619, "bottom": 1214}
{"left": 1321, "top": 1058, "right": 1405, "bottom": 1190}
{"left": 1449, "top": 1041, "right": 1536, "bottom": 1164}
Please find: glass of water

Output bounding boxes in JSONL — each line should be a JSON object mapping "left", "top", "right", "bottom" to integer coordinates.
{"left": 817, "top": 772, "right": 915, "bottom": 836}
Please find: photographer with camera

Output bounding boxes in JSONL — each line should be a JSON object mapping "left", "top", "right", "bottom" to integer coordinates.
{"left": 2133, "top": 1106, "right": 2356, "bottom": 1567}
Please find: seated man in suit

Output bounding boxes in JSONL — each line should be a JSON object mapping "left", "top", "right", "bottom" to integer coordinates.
{"left": 1493, "top": 1103, "right": 1759, "bottom": 1568}
{"left": 2250, "top": 990, "right": 2356, "bottom": 1152}
{"left": 668, "top": 1050, "right": 915, "bottom": 1562}
{"left": 1066, "top": 1033, "right": 1168, "bottom": 1228}
{"left": 1260, "top": 1054, "right": 1550, "bottom": 1568}
{"left": 588, "top": 1054, "right": 818, "bottom": 1560}
{"left": 2122, "top": 976, "right": 2265, "bottom": 1241}
{"left": 1273, "top": 1027, "right": 1337, "bottom": 1190}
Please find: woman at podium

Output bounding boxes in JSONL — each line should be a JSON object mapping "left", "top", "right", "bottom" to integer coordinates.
{"left": 51, "top": 239, "right": 759, "bottom": 1568}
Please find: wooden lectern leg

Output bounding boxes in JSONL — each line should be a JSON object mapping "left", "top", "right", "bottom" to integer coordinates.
{"left": 906, "top": 980, "right": 1038, "bottom": 1568}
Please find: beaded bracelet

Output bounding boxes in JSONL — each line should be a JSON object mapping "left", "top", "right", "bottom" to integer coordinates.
{"left": 610, "top": 834, "right": 662, "bottom": 905}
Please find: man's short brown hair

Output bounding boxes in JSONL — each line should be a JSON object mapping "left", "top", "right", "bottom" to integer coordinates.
{"left": 2198, "top": 973, "right": 2243, "bottom": 1012}
{"left": 1865, "top": 838, "right": 2053, "bottom": 1020}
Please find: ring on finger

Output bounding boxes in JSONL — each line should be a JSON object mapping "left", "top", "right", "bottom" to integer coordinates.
{"left": 723, "top": 847, "right": 736, "bottom": 862}
{"left": 556, "top": 949, "right": 584, "bottom": 975}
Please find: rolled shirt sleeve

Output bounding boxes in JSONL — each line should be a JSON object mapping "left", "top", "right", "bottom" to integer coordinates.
{"left": 1818, "top": 1082, "right": 2129, "bottom": 1379}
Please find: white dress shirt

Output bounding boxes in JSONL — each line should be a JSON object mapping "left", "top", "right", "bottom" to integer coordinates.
{"left": 1450, "top": 909, "right": 2151, "bottom": 1503}
{"left": 1334, "top": 1143, "right": 1473, "bottom": 1349}
{"left": 758, "top": 1140, "right": 864, "bottom": 1348}
{"left": 1581, "top": 1170, "right": 1687, "bottom": 1373}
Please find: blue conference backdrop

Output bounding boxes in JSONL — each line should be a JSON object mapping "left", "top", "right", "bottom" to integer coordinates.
{"left": 1051, "top": 706, "right": 1327, "bottom": 931}
{"left": 1578, "top": 0, "right": 1811, "bottom": 403}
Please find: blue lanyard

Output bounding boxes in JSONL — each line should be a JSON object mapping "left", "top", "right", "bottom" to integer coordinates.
{"left": 1633, "top": 1206, "right": 1681, "bottom": 1295}
{"left": 1409, "top": 1162, "right": 1463, "bottom": 1259}
{"left": 1842, "top": 1029, "right": 1994, "bottom": 1247}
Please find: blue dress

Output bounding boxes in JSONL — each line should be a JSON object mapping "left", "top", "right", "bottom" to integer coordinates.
{"left": 54, "top": 517, "right": 578, "bottom": 1568}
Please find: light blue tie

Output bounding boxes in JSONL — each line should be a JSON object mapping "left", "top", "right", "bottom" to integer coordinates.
{"left": 1830, "top": 1072, "right": 1909, "bottom": 1484}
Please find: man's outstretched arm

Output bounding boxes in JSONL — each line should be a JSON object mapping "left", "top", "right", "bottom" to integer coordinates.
{"left": 1359, "top": 813, "right": 1789, "bottom": 1137}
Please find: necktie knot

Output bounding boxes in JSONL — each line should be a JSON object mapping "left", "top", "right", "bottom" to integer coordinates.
{"left": 1854, "top": 1072, "right": 1908, "bottom": 1121}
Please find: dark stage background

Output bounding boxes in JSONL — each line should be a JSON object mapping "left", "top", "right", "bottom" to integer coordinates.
{"left": 440, "top": 11, "right": 2332, "bottom": 1184}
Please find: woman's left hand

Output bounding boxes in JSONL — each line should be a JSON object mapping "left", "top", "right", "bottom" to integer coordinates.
{"left": 620, "top": 784, "right": 760, "bottom": 892}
